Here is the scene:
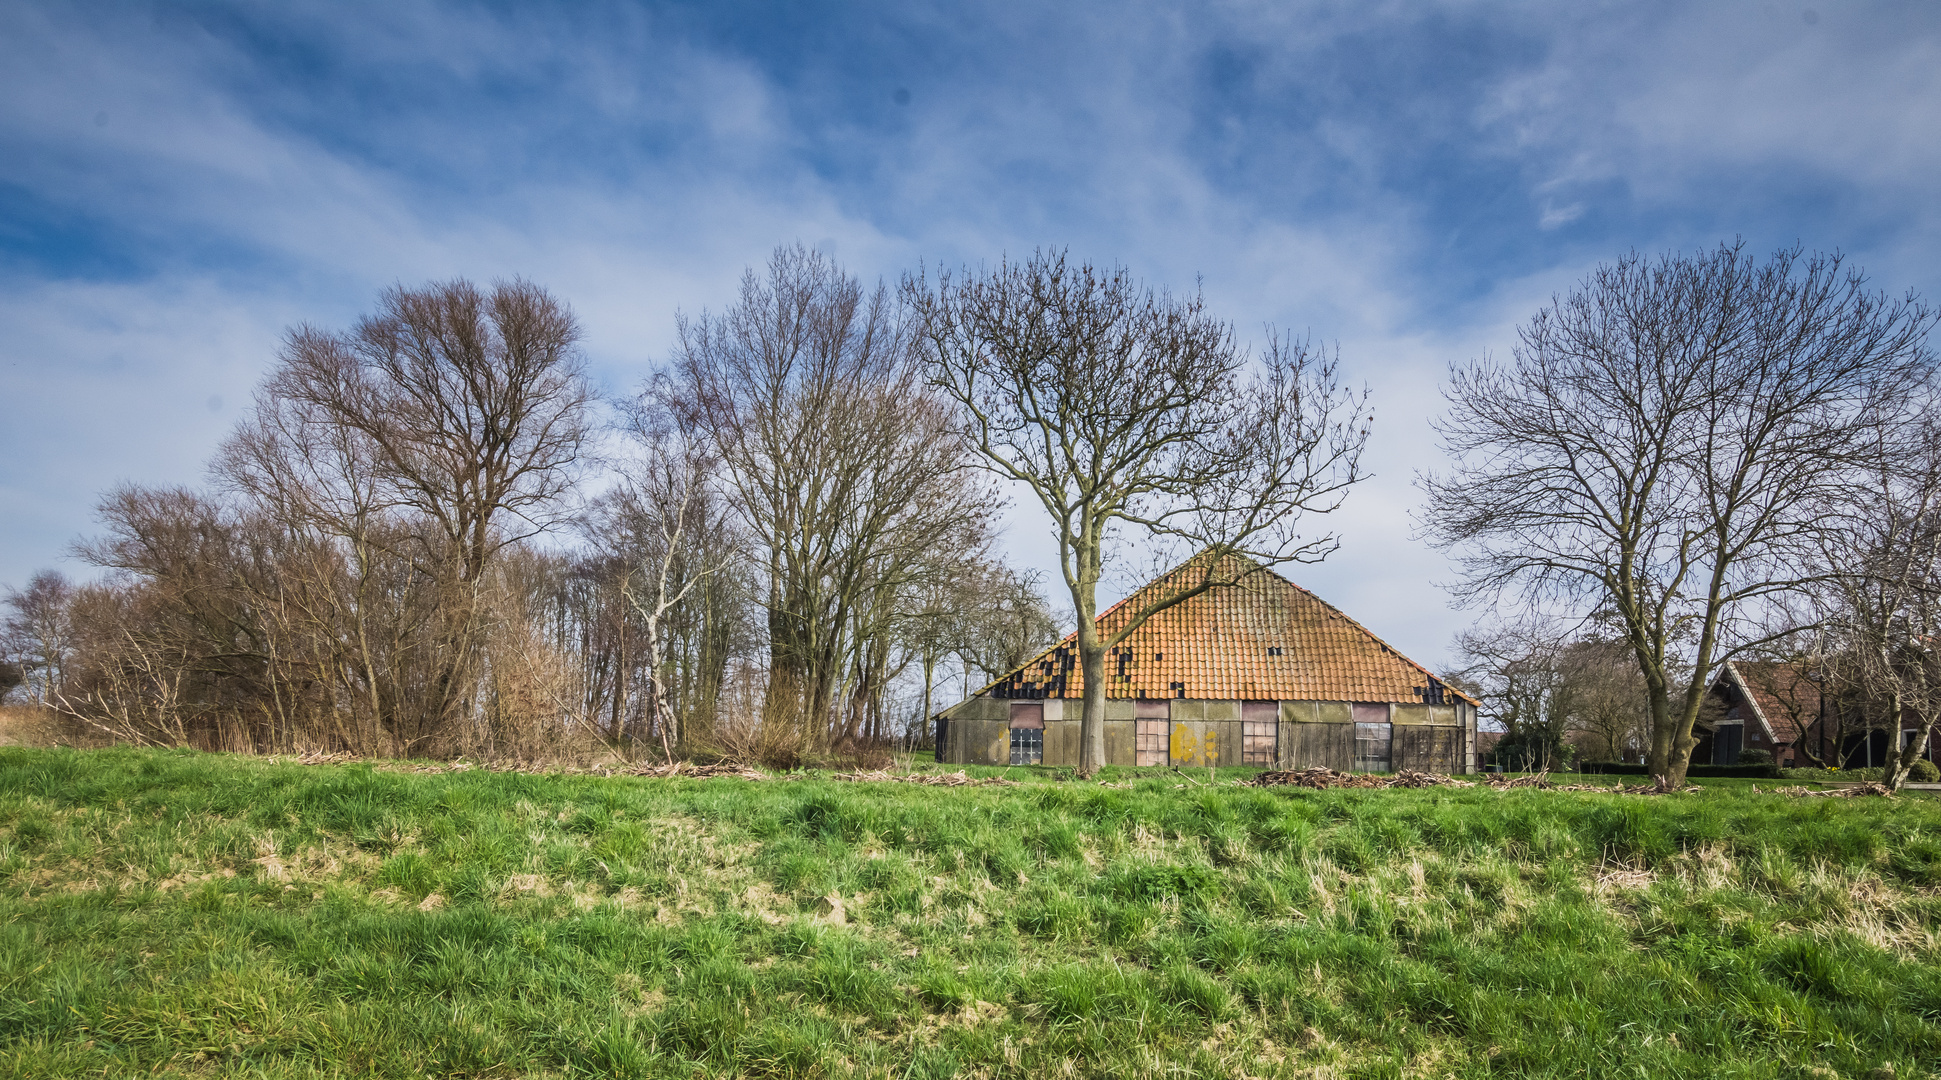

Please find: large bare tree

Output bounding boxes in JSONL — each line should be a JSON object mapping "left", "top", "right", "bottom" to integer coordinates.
{"left": 671, "top": 245, "right": 994, "bottom": 748}
{"left": 905, "top": 250, "right": 1370, "bottom": 777}
{"left": 217, "top": 277, "right": 594, "bottom": 752}
{"left": 1811, "top": 421, "right": 1941, "bottom": 789}
{"left": 1423, "top": 243, "right": 1936, "bottom": 786}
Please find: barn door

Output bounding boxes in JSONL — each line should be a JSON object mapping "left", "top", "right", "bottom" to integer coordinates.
{"left": 1009, "top": 702, "right": 1044, "bottom": 765}
{"left": 1241, "top": 701, "right": 1278, "bottom": 766}
{"left": 1135, "top": 699, "right": 1169, "bottom": 766}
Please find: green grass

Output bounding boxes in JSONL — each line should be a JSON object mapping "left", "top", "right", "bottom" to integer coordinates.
{"left": 3, "top": 749, "right": 1941, "bottom": 1077}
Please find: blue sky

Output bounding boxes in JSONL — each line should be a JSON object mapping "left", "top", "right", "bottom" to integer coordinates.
{"left": 3, "top": 0, "right": 1938, "bottom": 671}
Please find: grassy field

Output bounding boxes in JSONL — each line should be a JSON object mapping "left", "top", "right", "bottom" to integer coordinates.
{"left": 3, "top": 749, "right": 1940, "bottom": 1078}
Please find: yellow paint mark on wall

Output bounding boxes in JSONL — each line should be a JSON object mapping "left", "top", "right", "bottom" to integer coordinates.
{"left": 1170, "top": 723, "right": 1216, "bottom": 767}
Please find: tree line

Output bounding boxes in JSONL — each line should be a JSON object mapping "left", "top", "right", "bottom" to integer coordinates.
{"left": 0, "top": 251, "right": 1071, "bottom": 762}
{"left": 6, "top": 240, "right": 1937, "bottom": 788}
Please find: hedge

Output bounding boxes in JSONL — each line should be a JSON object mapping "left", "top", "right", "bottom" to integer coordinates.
{"left": 1578, "top": 761, "right": 1783, "bottom": 779}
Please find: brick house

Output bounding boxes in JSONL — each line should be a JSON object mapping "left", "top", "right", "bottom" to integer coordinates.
{"left": 1701, "top": 659, "right": 1939, "bottom": 769}
{"left": 935, "top": 555, "right": 1480, "bottom": 773}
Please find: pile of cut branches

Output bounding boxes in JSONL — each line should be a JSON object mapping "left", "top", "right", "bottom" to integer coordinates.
{"left": 619, "top": 761, "right": 769, "bottom": 781}
{"left": 831, "top": 769, "right": 1020, "bottom": 787}
{"left": 1246, "top": 767, "right": 1705, "bottom": 795}
{"left": 1246, "top": 767, "right": 1473, "bottom": 789}
{"left": 1491, "top": 771, "right": 1700, "bottom": 795}
{"left": 1762, "top": 782, "right": 1896, "bottom": 798}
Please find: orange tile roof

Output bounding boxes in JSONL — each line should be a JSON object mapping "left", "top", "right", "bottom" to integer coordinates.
{"left": 980, "top": 552, "right": 1476, "bottom": 705}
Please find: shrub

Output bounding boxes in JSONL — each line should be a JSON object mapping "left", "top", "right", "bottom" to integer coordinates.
{"left": 1908, "top": 759, "right": 1940, "bottom": 784}
{"left": 1737, "top": 748, "right": 1773, "bottom": 766}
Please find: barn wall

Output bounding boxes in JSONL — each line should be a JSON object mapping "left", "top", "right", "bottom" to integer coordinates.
{"left": 1279, "top": 718, "right": 1354, "bottom": 771}
{"left": 1394, "top": 725, "right": 1463, "bottom": 773}
{"left": 937, "top": 693, "right": 1479, "bottom": 772}
{"left": 1045, "top": 721, "right": 1081, "bottom": 765}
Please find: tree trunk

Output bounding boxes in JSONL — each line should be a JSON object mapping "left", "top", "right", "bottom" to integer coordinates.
{"left": 1072, "top": 540, "right": 1105, "bottom": 778}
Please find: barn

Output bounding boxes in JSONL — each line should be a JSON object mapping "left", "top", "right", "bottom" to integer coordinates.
{"left": 935, "top": 554, "right": 1479, "bottom": 773}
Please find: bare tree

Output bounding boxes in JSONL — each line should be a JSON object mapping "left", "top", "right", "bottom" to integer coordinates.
{"left": 1811, "top": 421, "right": 1941, "bottom": 789}
{"left": 950, "top": 563, "right": 1063, "bottom": 691}
{"left": 216, "top": 277, "right": 594, "bottom": 752}
{"left": 606, "top": 390, "right": 743, "bottom": 760}
{"left": 1424, "top": 242, "right": 1937, "bottom": 786}
{"left": 672, "top": 245, "right": 995, "bottom": 749}
{"left": 1454, "top": 623, "right": 1649, "bottom": 769}
{"left": 1452, "top": 623, "right": 1578, "bottom": 771}
{"left": 906, "top": 250, "right": 1371, "bottom": 776}
{"left": 2, "top": 570, "right": 75, "bottom": 704}
{"left": 1564, "top": 637, "right": 1652, "bottom": 764}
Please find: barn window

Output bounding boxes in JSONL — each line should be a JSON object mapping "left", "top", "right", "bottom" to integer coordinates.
{"left": 1242, "top": 701, "right": 1278, "bottom": 766}
{"left": 1009, "top": 701, "right": 1044, "bottom": 766}
{"left": 1010, "top": 728, "right": 1043, "bottom": 765}
{"left": 1352, "top": 704, "right": 1391, "bottom": 772}
{"left": 1135, "top": 699, "right": 1169, "bottom": 766}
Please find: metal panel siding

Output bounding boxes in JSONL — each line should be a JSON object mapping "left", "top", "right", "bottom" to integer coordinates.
{"left": 1392, "top": 704, "right": 1434, "bottom": 726}
{"left": 1279, "top": 701, "right": 1318, "bottom": 724}
{"left": 1315, "top": 701, "right": 1353, "bottom": 724}
{"left": 986, "top": 722, "right": 1011, "bottom": 765}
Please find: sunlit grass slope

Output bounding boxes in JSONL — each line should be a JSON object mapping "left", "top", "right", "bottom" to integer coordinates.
{"left": 3, "top": 748, "right": 1940, "bottom": 1078}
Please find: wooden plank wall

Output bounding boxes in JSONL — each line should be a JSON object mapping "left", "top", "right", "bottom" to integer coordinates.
{"left": 1394, "top": 725, "right": 1463, "bottom": 774}
{"left": 1277, "top": 722, "right": 1354, "bottom": 771}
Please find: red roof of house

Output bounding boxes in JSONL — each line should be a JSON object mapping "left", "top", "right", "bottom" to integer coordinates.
{"left": 1717, "top": 660, "right": 1821, "bottom": 744}
{"left": 979, "top": 552, "right": 1475, "bottom": 705}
